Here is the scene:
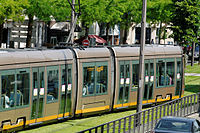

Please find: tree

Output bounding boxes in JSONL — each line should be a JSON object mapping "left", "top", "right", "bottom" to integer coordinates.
{"left": 119, "top": 0, "right": 142, "bottom": 44}
{"left": 0, "top": 0, "right": 28, "bottom": 47}
{"left": 147, "top": 0, "right": 173, "bottom": 44}
{"left": 171, "top": 0, "right": 200, "bottom": 66}
{"left": 24, "top": 0, "right": 54, "bottom": 48}
{"left": 80, "top": 0, "right": 141, "bottom": 44}
{"left": 171, "top": 0, "right": 200, "bottom": 46}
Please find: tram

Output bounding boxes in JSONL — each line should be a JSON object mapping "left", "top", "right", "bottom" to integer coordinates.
{"left": 0, "top": 45, "right": 184, "bottom": 131}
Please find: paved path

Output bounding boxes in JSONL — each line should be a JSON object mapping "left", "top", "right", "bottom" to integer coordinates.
{"left": 187, "top": 113, "right": 200, "bottom": 121}
{"left": 185, "top": 73, "right": 200, "bottom": 76}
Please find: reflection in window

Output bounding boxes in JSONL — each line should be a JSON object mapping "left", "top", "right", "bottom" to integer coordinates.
{"left": 157, "top": 61, "right": 165, "bottom": 87}
{"left": 156, "top": 59, "right": 175, "bottom": 88}
{"left": 96, "top": 66, "right": 107, "bottom": 94}
{"left": 17, "top": 72, "right": 30, "bottom": 106}
{"left": 47, "top": 68, "right": 59, "bottom": 102}
{"left": 166, "top": 62, "right": 174, "bottom": 85}
{"left": 83, "top": 63, "right": 108, "bottom": 96}
{"left": 132, "top": 64, "right": 139, "bottom": 91}
{"left": 83, "top": 66, "right": 95, "bottom": 95}
{"left": 1, "top": 74, "right": 15, "bottom": 109}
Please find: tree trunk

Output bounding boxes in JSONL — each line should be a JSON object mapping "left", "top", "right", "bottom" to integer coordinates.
{"left": 85, "top": 27, "right": 89, "bottom": 37}
{"left": 123, "top": 13, "right": 128, "bottom": 44}
{"left": 26, "top": 15, "right": 34, "bottom": 48}
{"left": 123, "top": 26, "right": 128, "bottom": 44}
{"left": 99, "top": 23, "right": 104, "bottom": 37}
{"left": 0, "top": 23, "right": 3, "bottom": 48}
{"left": 198, "top": 44, "right": 200, "bottom": 65}
{"left": 191, "top": 42, "right": 195, "bottom": 66}
{"left": 159, "top": 22, "right": 162, "bottom": 44}
{"left": 106, "top": 23, "right": 109, "bottom": 44}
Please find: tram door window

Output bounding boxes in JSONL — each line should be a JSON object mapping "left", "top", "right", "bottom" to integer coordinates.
{"left": 175, "top": 58, "right": 182, "bottom": 96}
{"left": 47, "top": 66, "right": 59, "bottom": 102}
{"left": 16, "top": 69, "right": 30, "bottom": 107}
{"left": 31, "top": 67, "right": 45, "bottom": 120}
{"left": 59, "top": 64, "right": 72, "bottom": 117}
{"left": 132, "top": 61, "right": 139, "bottom": 92}
{"left": 118, "top": 61, "right": 130, "bottom": 104}
{"left": 143, "top": 60, "right": 154, "bottom": 100}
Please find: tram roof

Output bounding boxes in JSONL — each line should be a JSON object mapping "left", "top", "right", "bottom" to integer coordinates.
{"left": 74, "top": 47, "right": 111, "bottom": 59}
{"left": 0, "top": 49, "right": 73, "bottom": 65}
{"left": 112, "top": 45, "right": 182, "bottom": 57}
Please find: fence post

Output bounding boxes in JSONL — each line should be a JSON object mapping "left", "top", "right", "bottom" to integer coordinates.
{"left": 118, "top": 119, "right": 121, "bottom": 133}
{"left": 198, "top": 93, "right": 200, "bottom": 117}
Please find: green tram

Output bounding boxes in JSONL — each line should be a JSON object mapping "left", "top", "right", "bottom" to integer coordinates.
{"left": 0, "top": 45, "right": 184, "bottom": 131}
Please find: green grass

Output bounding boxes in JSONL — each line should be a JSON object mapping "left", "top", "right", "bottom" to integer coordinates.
{"left": 184, "top": 76, "right": 200, "bottom": 96}
{"left": 185, "top": 63, "right": 200, "bottom": 73}
{"left": 19, "top": 76, "right": 200, "bottom": 133}
{"left": 20, "top": 110, "right": 136, "bottom": 133}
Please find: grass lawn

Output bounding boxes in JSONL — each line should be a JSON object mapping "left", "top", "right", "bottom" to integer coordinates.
{"left": 19, "top": 76, "right": 199, "bottom": 133}
{"left": 185, "top": 63, "right": 200, "bottom": 73}
{"left": 20, "top": 110, "right": 136, "bottom": 133}
{"left": 184, "top": 76, "right": 200, "bottom": 96}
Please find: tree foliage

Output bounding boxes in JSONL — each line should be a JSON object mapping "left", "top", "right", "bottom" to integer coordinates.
{"left": 0, "top": 0, "right": 28, "bottom": 24}
{"left": 147, "top": 0, "right": 173, "bottom": 24}
{"left": 171, "top": 0, "right": 200, "bottom": 46}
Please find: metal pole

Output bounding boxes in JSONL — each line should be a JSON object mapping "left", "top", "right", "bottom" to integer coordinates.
{"left": 71, "top": 0, "right": 75, "bottom": 43}
{"left": 136, "top": 0, "right": 147, "bottom": 113}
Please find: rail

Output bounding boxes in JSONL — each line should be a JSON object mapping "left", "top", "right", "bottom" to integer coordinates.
{"left": 78, "top": 93, "right": 200, "bottom": 133}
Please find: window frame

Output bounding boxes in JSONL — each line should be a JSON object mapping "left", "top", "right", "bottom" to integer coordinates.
{"left": 82, "top": 62, "right": 108, "bottom": 97}
{"left": 156, "top": 58, "right": 175, "bottom": 88}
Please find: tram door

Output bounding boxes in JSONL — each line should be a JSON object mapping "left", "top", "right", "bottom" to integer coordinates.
{"left": 143, "top": 60, "right": 154, "bottom": 100}
{"left": 118, "top": 61, "right": 130, "bottom": 105}
{"left": 59, "top": 65, "right": 72, "bottom": 118}
{"left": 31, "top": 67, "right": 45, "bottom": 121}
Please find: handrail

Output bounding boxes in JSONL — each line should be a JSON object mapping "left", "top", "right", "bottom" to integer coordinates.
{"left": 79, "top": 93, "right": 200, "bottom": 133}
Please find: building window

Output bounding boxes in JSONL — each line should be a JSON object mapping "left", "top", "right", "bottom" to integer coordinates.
{"left": 50, "top": 37, "right": 57, "bottom": 45}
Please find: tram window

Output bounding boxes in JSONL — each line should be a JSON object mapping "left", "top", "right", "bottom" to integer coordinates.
{"left": 83, "top": 66, "right": 95, "bottom": 95}
{"left": 132, "top": 64, "right": 139, "bottom": 91}
{"left": 166, "top": 62, "right": 175, "bottom": 86}
{"left": 68, "top": 68, "right": 72, "bottom": 92}
{"left": 82, "top": 62, "right": 108, "bottom": 96}
{"left": 1, "top": 74, "right": 15, "bottom": 109}
{"left": 157, "top": 61, "right": 165, "bottom": 87}
{"left": 96, "top": 66, "right": 107, "bottom": 94}
{"left": 17, "top": 71, "right": 30, "bottom": 106}
{"left": 47, "top": 67, "right": 59, "bottom": 102}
